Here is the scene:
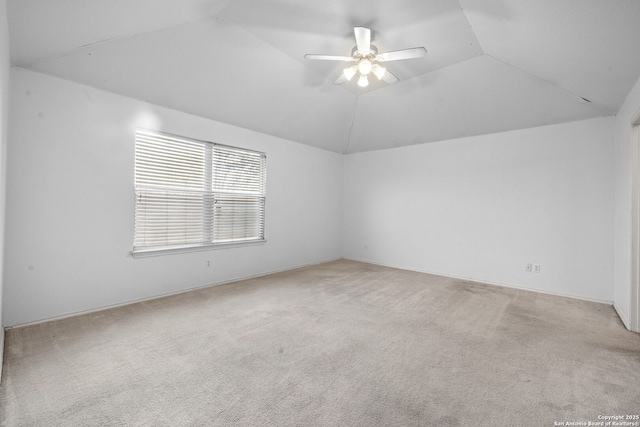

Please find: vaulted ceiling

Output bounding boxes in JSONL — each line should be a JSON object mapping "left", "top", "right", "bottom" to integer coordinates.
{"left": 7, "top": 0, "right": 640, "bottom": 153}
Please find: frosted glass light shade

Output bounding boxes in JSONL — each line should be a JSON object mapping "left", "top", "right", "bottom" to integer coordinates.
{"left": 357, "top": 74, "right": 369, "bottom": 87}
{"left": 372, "top": 64, "right": 386, "bottom": 80}
{"left": 358, "top": 59, "right": 372, "bottom": 75}
{"left": 343, "top": 66, "right": 357, "bottom": 81}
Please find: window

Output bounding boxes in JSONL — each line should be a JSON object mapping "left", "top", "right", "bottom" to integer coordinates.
{"left": 133, "top": 129, "right": 266, "bottom": 256}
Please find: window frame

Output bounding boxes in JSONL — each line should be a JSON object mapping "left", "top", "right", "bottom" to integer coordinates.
{"left": 131, "top": 129, "right": 266, "bottom": 258}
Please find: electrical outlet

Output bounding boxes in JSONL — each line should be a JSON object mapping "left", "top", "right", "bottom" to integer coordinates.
{"left": 205, "top": 260, "right": 211, "bottom": 268}
{"left": 533, "top": 264, "right": 541, "bottom": 273}
{"left": 525, "top": 263, "right": 532, "bottom": 272}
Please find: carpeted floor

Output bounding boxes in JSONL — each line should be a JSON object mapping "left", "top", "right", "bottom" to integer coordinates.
{"left": 1, "top": 260, "right": 639, "bottom": 426}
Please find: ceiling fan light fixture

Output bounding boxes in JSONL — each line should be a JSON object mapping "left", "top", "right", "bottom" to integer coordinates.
{"left": 372, "top": 64, "right": 386, "bottom": 80}
{"left": 343, "top": 66, "right": 358, "bottom": 81}
{"left": 304, "top": 26, "right": 427, "bottom": 88}
{"left": 358, "top": 59, "right": 372, "bottom": 75}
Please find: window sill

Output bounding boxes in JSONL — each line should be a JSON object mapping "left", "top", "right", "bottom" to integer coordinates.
{"left": 130, "top": 239, "right": 267, "bottom": 258}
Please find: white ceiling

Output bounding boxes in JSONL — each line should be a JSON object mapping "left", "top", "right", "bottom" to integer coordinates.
{"left": 7, "top": 0, "right": 640, "bottom": 153}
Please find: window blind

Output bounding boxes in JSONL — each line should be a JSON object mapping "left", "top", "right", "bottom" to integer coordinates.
{"left": 134, "top": 129, "right": 266, "bottom": 255}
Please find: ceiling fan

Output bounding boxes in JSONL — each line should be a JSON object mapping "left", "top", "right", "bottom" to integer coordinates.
{"left": 304, "top": 27, "right": 427, "bottom": 87}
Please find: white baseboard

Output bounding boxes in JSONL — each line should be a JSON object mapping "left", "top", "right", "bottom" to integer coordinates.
{"left": 0, "top": 330, "right": 4, "bottom": 384}
{"left": 343, "top": 257, "right": 613, "bottom": 305}
{"left": 8, "top": 257, "right": 621, "bottom": 330}
{"left": 7, "top": 257, "right": 343, "bottom": 330}
{"left": 613, "top": 301, "right": 631, "bottom": 330}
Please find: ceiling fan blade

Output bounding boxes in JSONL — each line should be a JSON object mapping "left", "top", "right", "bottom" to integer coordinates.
{"left": 381, "top": 70, "right": 399, "bottom": 85}
{"left": 304, "top": 54, "right": 355, "bottom": 61}
{"left": 354, "top": 27, "right": 371, "bottom": 53}
{"left": 376, "top": 47, "right": 427, "bottom": 62}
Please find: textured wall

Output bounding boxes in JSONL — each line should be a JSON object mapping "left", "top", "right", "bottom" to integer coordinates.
{"left": 344, "top": 117, "right": 615, "bottom": 302}
{"left": 4, "top": 68, "right": 343, "bottom": 326}
{"left": 0, "top": 0, "right": 10, "bottom": 364}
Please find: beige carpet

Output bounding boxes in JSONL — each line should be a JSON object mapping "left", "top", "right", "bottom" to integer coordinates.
{"left": 1, "top": 260, "right": 639, "bottom": 426}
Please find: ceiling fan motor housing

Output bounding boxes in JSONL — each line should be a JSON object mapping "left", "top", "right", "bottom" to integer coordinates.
{"left": 352, "top": 45, "right": 378, "bottom": 60}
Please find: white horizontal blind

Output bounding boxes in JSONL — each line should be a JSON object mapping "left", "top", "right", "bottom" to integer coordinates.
{"left": 134, "top": 129, "right": 266, "bottom": 254}
{"left": 212, "top": 146, "right": 266, "bottom": 243}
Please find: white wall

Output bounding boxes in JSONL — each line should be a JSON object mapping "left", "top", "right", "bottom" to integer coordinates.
{"left": 4, "top": 68, "right": 343, "bottom": 326}
{"left": 344, "top": 117, "right": 615, "bottom": 302}
{"left": 613, "top": 75, "right": 640, "bottom": 327}
{"left": 3, "top": 66, "right": 627, "bottom": 326}
{"left": 0, "top": 0, "right": 10, "bottom": 363}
